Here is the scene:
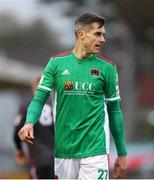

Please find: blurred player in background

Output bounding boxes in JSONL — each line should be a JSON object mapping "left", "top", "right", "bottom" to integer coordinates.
{"left": 13, "top": 77, "right": 54, "bottom": 179}
{"left": 18, "top": 12, "right": 127, "bottom": 179}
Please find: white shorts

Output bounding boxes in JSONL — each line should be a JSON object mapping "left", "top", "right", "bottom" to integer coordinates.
{"left": 55, "top": 154, "right": 109, "bottom": 180}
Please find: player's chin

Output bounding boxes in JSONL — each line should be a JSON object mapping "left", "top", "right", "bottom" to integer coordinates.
{"left": 93, "top": 49, "right": 101, "bottom": 54}
{"left": 93, "top": 46, "right": 102, "bottom": 53}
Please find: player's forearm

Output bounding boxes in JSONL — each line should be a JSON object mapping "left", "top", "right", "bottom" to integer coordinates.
{"left": 107, "top": 101, "right": 127, "bottom": 156}
{"left": 26, "top": 89, "right": 50, "bottom": 125}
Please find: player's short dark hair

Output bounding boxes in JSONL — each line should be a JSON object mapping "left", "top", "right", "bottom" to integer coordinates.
{"left": 75, "top": 12, "right": 105, "bottom": 37}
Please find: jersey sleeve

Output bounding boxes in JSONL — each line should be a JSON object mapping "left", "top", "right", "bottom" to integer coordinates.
{"left": 37, "top": 58, "right": 56, "bottom": 94}
{"left": 104, "top": 65, "right": 121, "bottom": 102}
{"left": 107, "top": 101, "right": 127, "bottom": 156}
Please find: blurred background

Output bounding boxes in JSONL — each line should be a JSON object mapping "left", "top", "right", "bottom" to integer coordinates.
{"left": 0, "top": 0, "right": 154, "bottom": 179}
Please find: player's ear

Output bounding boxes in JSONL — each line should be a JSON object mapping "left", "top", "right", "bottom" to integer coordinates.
{"left": 78, "top": 30, "right": 85, "bottom": 41}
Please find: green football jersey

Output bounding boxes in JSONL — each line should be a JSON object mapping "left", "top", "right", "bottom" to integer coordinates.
{"left": 37, "top": 50, "right": 120, "bottom": 158}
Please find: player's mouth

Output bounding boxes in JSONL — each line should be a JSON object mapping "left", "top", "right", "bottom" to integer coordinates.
{"left": 95, "top": 44, "right": 102, "bottom": 49}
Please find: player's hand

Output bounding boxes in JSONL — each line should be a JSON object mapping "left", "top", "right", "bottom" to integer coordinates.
{"left": 16, "top": 149, "right": 26, "bottom": 166}
{"left": 18, "top": 123, "right": 34, "bottom": 144}
{"left": 112, "top": 156, "right": 127, "bottom": 179}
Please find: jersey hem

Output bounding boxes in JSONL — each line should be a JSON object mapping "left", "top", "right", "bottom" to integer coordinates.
{"left": 55, "top": 150, "right": 107, "bottom": 159}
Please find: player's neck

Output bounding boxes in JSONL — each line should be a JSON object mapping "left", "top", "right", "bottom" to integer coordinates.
{"left": 73, "top": 42, "right": 92, "bottom": 59}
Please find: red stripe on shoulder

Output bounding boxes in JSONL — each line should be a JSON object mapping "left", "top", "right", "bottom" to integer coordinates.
{"left": 51, "top": 50, "right": 71, "bottom": 58}
{"left": 97, "top": 54, "right": 116, "bottom": 66}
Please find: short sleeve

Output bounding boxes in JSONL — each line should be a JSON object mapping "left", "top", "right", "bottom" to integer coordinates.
{"left": 104, "top": 65, "right": 121, "bottom": 102}
{"left": 37, "top": 58, "right": 56, "bottom": 94}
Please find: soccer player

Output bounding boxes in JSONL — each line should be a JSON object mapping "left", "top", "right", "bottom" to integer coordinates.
{"left": 14, "top": 77, "right": 54, "bottom": 179}
{"left": 18, "top": 12, "right": 127, "bottom": 179}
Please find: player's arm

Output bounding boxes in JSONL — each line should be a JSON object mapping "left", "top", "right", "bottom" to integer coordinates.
{"left": 18, "top": 89, "right": 50, "bottom": 144}
{"left": 105, "top": 64, "right": 127, "bottom": 155}
{"left": 26, "top": 89, "right": 50, "bottom": 125}
{"left": 105, "top": 64, "right": 127, "bottom": 178}
{"left": 107, "top": 101, "right": 127, "bottom": 156}
{"left": 107, "top": 101, "right": 127, "bottom": 178}
{"left": 18, "top": 58, "right": 55, "bottom": 144}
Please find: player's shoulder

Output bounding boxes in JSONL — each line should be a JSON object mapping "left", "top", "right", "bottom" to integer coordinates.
{"left": 51, "top": 50, "right": 71, "bottom": 60}
{"left": 96, "top": 54, "right": 116, "bottom": 68}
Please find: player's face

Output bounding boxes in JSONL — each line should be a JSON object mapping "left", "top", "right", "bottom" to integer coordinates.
{"left": 82, "top": 23, "right": 105, "bottom": 54}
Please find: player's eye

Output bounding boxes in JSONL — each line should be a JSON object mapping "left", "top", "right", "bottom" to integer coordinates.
{"left": 95, "top": 32, "right": 103, "bottom": 37}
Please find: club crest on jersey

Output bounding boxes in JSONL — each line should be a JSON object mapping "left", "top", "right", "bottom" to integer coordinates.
{"left": 90, "top": 69, "right": 100, "bottom": 78}
{"left": 65, "top": 81, "right": 73, "bottom": 90}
